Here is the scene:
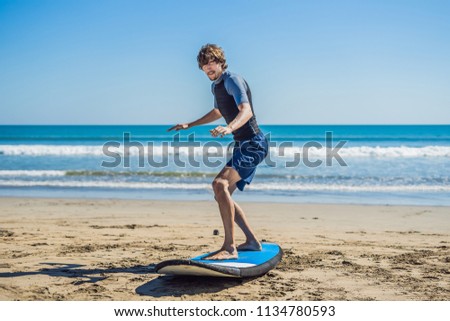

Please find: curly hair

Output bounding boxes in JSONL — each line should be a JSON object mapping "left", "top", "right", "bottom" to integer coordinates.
{"left": 197, "top": 44, "right": 228, "bottom": 70}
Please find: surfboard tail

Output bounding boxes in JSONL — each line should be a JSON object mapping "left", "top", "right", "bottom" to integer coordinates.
{"left": 155, "top": 243, "right": 283, "bottom": 278}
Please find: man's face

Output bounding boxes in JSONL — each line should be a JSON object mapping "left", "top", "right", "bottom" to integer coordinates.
{"left": 201, "top": 60, "right": 223, "bottom": 81}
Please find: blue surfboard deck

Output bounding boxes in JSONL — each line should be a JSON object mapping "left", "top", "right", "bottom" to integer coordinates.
{"left": 155, "top": 242, "right": 283, "bottom": 278}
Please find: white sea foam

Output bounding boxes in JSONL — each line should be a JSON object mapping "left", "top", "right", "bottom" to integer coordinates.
{"left": 249, "top": 183, "right": 450, "bottom": 192}
{"left": 272, "top": 145, "right": 450, "bottom": 158}
{"left": 0, "top": 145, "right": 105, "bottom": 156}
{"left": 0, "top": 179, "right": 449, "bottom": 192}
{"left": 0, "top": 170, "right": 66, "bottom": 177}
{"left": 1, "top": 144, "right": 450, "bottom": 158}
{"left": 0, "top": 180, "right": 209, "bottom": 190}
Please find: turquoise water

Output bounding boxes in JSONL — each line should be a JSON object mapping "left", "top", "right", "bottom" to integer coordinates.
{"left": 0, "top": 125, "right": 449, "bottom": 205}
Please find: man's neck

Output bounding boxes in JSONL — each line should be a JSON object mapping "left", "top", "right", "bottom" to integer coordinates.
{"left": 214, "top": 71, "right": 226, "bottom": 84}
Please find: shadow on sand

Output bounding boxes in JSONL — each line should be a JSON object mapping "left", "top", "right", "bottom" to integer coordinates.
{"left": 0, "top": 262, "right": 155, "bottom": 285}
{"left": 136, "top": 275, "right": 254, "bottom": 298}
{"left": 0, "top": 262, "right": 251, "bottom": 298}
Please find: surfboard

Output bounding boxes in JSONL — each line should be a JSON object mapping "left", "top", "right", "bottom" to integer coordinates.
{"left": 155, "top": 242, "right": 283, "bottom": 278}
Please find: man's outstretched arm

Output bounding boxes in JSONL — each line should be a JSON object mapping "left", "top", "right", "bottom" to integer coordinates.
{"left": 168, "top": 108, "right": 222, "bottom": 132}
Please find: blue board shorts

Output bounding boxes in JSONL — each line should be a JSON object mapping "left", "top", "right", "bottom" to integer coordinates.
{"left": 226, "top": 132, "right": 269, "bottom": 191}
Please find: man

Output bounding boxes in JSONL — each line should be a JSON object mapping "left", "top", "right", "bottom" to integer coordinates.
{"left": 168, "top": 44, "right": 268, "bottom": 260}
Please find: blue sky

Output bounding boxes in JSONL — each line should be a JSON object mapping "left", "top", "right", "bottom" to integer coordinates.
{"left": 1, "top": 0, "right": 449, "bottom": 125}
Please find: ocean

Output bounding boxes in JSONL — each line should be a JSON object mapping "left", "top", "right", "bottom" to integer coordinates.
{"left": 0, "top": 125, "right": 449, "bottom": 205}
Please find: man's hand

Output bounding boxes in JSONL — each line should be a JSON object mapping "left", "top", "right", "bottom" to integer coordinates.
{"left": 167, "top": 123, "right": 189, "bottom": 132}
{"left": 210, "top": 125, "right": 232, "bottom": 138}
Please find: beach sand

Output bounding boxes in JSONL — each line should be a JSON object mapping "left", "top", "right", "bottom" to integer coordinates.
{"left": 0, "top": 197, "right": 448, "bottom": 301}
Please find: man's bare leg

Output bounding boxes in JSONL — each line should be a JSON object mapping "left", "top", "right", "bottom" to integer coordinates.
{"left": 205, "top": 167, "right": 241, "bottom": 260}
{"left": 205, "top": 167, "right": 262, "bottom": 260}
{"left": 233, "top": 201, "right": 262, "bottom": 251}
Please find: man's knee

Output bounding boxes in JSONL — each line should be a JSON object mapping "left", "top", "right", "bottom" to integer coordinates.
{"left": 212, "top": 178, "right": 229, "bottom": 196}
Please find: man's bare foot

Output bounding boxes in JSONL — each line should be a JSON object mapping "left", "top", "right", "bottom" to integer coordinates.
{"left": 204, "top": 249, "right": 238, "bottom": 260}
{"left": 237, "top": 239, "right": 262, "bottom": 251}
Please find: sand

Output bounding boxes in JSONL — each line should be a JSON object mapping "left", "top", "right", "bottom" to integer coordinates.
{"left": 0, "top": 197, "right": 449, "bottom": 301}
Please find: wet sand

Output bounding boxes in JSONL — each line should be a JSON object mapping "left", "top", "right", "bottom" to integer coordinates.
{"left": 0, "top": 197, "right": 449, "bottom": 300}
